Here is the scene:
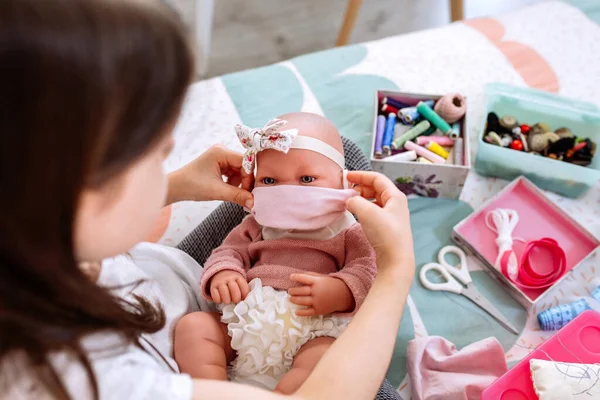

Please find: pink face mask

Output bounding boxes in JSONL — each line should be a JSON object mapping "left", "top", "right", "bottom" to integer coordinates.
{"left": 251, "top": 185, "right": 358, "bottom": 230}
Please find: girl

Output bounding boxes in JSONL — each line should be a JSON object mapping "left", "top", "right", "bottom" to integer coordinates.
{"left": 0, "top": 0, "right": 416, "bottom": 399}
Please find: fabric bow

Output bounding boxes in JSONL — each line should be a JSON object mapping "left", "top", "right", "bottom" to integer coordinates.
{"left": 235, "top": 118, "right": 299, "bottom": 173}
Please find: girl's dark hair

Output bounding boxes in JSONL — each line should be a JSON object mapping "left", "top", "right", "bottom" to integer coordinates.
{"left": 0, "top": 0, "right": 194, "bottom": 398}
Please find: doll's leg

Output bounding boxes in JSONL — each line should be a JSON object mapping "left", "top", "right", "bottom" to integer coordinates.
{"left": 174, "top": 311, "right": 234, "bottom": 380}
{"left": 275, "top": 336, "right": 335, "bottom": 394}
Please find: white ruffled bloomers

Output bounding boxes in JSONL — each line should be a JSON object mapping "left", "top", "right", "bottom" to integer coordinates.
{"left": 219, "top": 278, "right": 349, "bottom": 390}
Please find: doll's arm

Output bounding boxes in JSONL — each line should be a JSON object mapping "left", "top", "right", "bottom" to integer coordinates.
{"left": 328, "top": 224, "right": 377, "bottom": 314}
{"left": 200, "top": 216, "right": 262, "bottom": 299}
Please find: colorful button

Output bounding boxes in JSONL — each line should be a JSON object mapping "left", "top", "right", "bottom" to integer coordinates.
{"left": 510, "top": 139, "right": 524, "bottom": 151}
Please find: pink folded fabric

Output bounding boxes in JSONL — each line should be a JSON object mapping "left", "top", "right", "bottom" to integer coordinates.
{"left": 407, "top": 336, "right": 508, "bottom": 400}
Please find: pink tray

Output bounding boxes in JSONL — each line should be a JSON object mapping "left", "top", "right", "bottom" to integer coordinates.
{"left": 454, "top": 177, "right": 599, "bottom": 304}
{"left": 482, "top": 310, "right": 600, "bottom": 399}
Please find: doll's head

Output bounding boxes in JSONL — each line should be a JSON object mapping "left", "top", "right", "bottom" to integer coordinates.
{"left": 255, "top": 112, "right": 345, "bottom": 189}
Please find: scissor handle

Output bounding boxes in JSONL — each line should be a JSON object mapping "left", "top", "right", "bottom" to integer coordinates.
{"left": 420, "top": 263, "right": 463, "bottom": 294}
{"left": 437, "top": 245, "right": 472, "bottom": 285}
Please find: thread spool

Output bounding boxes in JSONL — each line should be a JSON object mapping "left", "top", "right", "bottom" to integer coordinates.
{"left": 404, "top": 140, "right": 445, "bottom": 164}
{"left": 382, "top": 113, "right": 396, "bottom": 156}
{"left": 381, "top": 150, "right": 417, "bottom": 162}
{"left": 425, "top": 141, "right": 449, "bottom": 159}
{"left": 393, "top": 123, "right": 412, "bottom": 141}
{"left": 449, "top": 122, "right": 460, "bottom": 139}
{"left": 537, "top": 299, "right": 591, "bottom": 331}
{"left": 417, "top": 157, "right": 432, "bottom": 164}
{"left": 381, "top": 103, "right": 399, "bottom": 114}
{"left": 398, "top": 106, "right": 420, "bottom": 124}
{"left": 392, "top": 120, "right": 431, "bottom": 149}
{"left": 416, "top": 135, "right": 455, "bottom": 147}
{"left": 433, "top": 93, "right": 466, "bottom": 124}
{"left": 416, "top": 101, "right": 451, "bottom": 135}
{"left": 486, "top": 131, "right": 502, "bottom": 146}
{"left": 374, "top": 115, "right": 386, "bottom": 157}
{"left": 453, "top": 138, "right": 463, "bottom": 165}
{"left": 382, "top": 97, "right": 410, "bottom": 110}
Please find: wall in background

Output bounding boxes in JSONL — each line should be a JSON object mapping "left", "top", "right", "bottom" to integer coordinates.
{"left": 173, "top": 0, "right": 547, "bottom": 78}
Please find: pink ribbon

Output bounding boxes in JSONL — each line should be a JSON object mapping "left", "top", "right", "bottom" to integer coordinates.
{"left": 500, "top": 238, "right": 566, "bottom": 290}
{"left": 235, "top": 119, "right": 299, "bottom": 174}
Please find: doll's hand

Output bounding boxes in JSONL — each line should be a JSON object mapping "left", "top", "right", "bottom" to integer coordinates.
{"left": 288, "top": 273, "right": 354, "bottom": 316}
{"left": 209, "top": 270, "right": 250, "bottom": 304}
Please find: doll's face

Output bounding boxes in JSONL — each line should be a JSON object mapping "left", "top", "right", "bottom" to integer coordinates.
{"left": 255, "top": 112, "right": 344, "bottom": 189}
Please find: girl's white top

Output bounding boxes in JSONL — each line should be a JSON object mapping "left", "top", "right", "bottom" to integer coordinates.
{"left": 2, "top": 243, "right": 210, "bottom": 400}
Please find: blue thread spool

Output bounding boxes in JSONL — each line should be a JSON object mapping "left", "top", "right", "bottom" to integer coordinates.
{"left": 374, "top": 115, "right": 386, "bottom": 157}
{"left": 399, "top": 107, "right": 420, "bottom": 124}
{"left": 537, "top": 299, "right": 591, "bottom": 331}
{"left": 382, "top": 113, "right": 397, "bottom": 156}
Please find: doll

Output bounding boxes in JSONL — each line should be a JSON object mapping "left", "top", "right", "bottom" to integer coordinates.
{"left": 174, "top": 112, "right": 377, "bottom": 393}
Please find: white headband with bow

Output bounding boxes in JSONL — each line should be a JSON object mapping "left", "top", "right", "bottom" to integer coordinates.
{"left": 235, "top": 118, "right": 346, "bottom": 174}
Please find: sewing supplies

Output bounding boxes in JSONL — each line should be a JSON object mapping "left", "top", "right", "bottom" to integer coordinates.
{"left": 537, "top": 285, "right": 600, "bottom": 331}
{"left": 484, "top": 208, "right": 566, "bottom": 289}
{"left": 382, "top": 96, "right": 410, "bottom": 110}
{"left": 537, "top": 299, "right": 592, "bottom": 331}
{"left": 393, "top": 123, "right": 412, "bottom": 141}
{"left": 416, "top": 135, "right": 455, "bottom": 147}
{"left": 482, "top": 310, "right": 600, "bottom": 400}
{"left": 510, "top": 139, "right": 523, "bottom": 151}
{"left": 416, "top": 101, "right": 452, "bottom": 135}
{"left": 420, "top": 245, "right": 519, "bottom": 334}
{"left": 398, "top": 106, "right": 419, "bottom": 124}
{"left": 392, "top": 120, "right": 430, "bottom": 149}
{"left": 425, "top": 141, "right": 449, "bottom": 159}
{"left": 404, "top": 140, "right": 445, "bottom": 164}
{"left": 483, "top": 112, "right": 596, "bottom": 166}
{"left": 417, "top": 157, "right": 432, "bottom": 164}
{"left": 453, "top": 138, "right": 463, "bottom": 165}
{"left": 382, "top": 113, "right": 396, "bottom": 156}
{"left": 449, "top": 122, "right": 460, "bottom": 140}
{"left": 433, "top": 93, "right": 466, "bottom": 124}
{"left": 381, "top": 103, "right": 399, "bottom": 114}
{"left": 374, "top": 115, "right": 386, "bottom": 157}
{"left": 381, "top": 150, "right": 417, "bottom": 162}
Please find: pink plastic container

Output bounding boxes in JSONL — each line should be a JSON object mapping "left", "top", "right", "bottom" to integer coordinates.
{"left": 452, "top": 177, "right": 600, "bottom": 308}
{"left": 482, "top": 310, "right": 600, "bottom": 399}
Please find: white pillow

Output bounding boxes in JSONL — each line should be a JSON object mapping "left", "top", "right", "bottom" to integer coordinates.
{"left": 530, "top": 359, "right": 600, "bottom": 400}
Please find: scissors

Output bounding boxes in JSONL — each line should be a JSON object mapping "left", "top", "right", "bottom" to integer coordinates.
{"left": 420, "top": 245, "right": 519, "bottom": 335}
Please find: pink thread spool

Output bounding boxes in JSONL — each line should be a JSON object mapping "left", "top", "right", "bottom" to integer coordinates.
{"left": 416, "top": 136, "right": 455, "bottom": 147}
{"left": 434, "top": 93, "right": 466, "bottom": 124}
{"left": 404, "top": 141, "right": 445, "bottom": 164}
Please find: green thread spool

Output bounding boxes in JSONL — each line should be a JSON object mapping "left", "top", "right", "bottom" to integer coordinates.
{"left": 416, "top": 101, "right": 451, "bottom": 135}
{"left": 392, "top": 120, "right": 431, "bottom": 149}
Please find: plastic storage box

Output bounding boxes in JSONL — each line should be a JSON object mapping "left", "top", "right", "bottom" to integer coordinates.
{"left": 474, "top": 83, "right": 600, "bottom": 198}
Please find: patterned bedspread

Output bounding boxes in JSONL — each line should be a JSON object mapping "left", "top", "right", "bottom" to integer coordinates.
{"left": 154, "top": 2, "right": 600, "bottom": 396}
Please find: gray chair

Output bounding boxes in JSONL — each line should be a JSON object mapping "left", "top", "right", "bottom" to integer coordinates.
{"left": 177, "top": 137, "right": 402, "bottom": 400}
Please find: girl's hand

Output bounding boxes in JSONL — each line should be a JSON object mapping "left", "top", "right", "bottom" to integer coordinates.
{"left": 166, "top": 146, "right": 254, "bottom": 208}
{"left": 346, "top": 171, "right": 415, "bottom": 277}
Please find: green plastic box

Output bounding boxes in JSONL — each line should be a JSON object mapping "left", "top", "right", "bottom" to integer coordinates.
{"left": 475, "top": 83, "right": 600, "bottom": 198}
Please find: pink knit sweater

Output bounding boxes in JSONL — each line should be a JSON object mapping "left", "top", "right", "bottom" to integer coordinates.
{"left": 201, "top": 215, "right": 377, "bottom": 313}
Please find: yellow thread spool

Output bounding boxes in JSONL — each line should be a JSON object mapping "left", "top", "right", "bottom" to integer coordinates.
{"left": 425, "top": 141, "right": 449, "bottom": 159}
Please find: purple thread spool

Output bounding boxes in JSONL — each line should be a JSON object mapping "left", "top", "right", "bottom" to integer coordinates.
{"left": 382, "top": 97, "right": 410, "bottom": 110}
{"left": 374, "top": 115, "right": 386, "bottom": 157}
